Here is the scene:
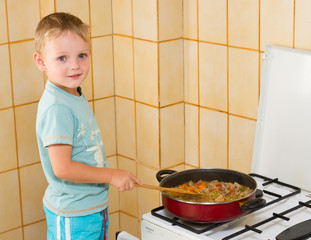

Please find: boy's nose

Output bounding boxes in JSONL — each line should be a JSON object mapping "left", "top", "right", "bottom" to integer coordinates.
{"left": 71, "top": 60, "right": 79, "bottom": 70}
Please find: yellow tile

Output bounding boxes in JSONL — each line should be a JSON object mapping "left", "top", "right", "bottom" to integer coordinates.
{"left": 160, "top": 104, "right": 184, "bottom": 169}
{"left": 112, "top": 0, "right": 132, "bottom": 36}
{"left": 107, "top": 155, "right": 117, "bottom": 171}
{"left": 10, "top": 41, "right": 45, "bottom": 105}
{"left": 183, "top": 0, "right": 198, "bottom": 40}
{"left": 120, "top": 213, "right": 139, "bottom": 238}
{"left": 137, "top": 165, "right": 160, "bottom": 219}
{"left": 185, "top": 104, "right": 199, "bottom": 167}
{"left": 228, "top": 115, "right": 256, "bottom": 173}
{"left": 15, "top": 103, "right": 40, "bottom": 167}
{"left": 94, "top": 98, "right": 116, "bottom": 157}
{"left": 159, "top": 40, "right": 183, "bottom": 106}
{"left": 159, "top": 0, "right": 183, "bottom": 41}
{"left": 92, "top": 36, "right": 114, "bottom": 99}
{"left": 200, "top": 108, "right": 227, "bottom": 168}
{"left": 198, "top": 0, "right": 227, "bottom": 44}
{"left": 0, "top": 228, "right": 23, "bottom": 240}
{"left": 39, "top": 0, "right": 54, "bottom": 18}
{"left": 56, "top": 0, "right": 90, "bottom": 25}
{"left": 185, "top": 165, "right": 196, "bottom": 170}
{"left": 113, "top": 36, "right": 134, "bottom": 99}
{"left": 138, "top": 162, "right": 159, "bottom": 185}
{"left": 134, "top": 39, "right": 158, "bottom": 106}
{"left": 295, "top": 0, "right": 311, "bottom": 50}
{"left": 260, "top": 0, "right": 294, "bottom": 51}
{"left": 228, "top": 47, "right": 259, "bottom": 119}
{"left": 109, "top": 212, "right": 120, "bottom": 240}
{"left": 138, "top": 222, "right": 142, "bottom": 239}
{"left": 171, "top": 164, "right": 186, "bottom": 172}
{"left": 228, "top": 0, "right": 259, "bottom": 49}
{"left": 184, "top": 40, "right": 198, "bottom": 104}
{"left": 133, "top": 0, "right": 157, "bottom": 41}
{"left": 0, "top": 109, "right": 17, "bottom": 172}
{"left": 24, "top": 220, "right": 47, "bottom": 240}
{"left": 0, "top": 45, "right": 12, "bottom": 109}
{"left": 136, "top": 103, "right": 159, "bottom": 168}
{"left": 90, "top": 0, "right": 112, "bottom": 37}
{"left": 119, "top": 156, "right": 138, "bottom": 217}
{"left": 0, "top": 170, "right": 22, "bottom": 232}
{"left": 7, "top": 0, "right": 39, "bottom": 41}
{"left": 199, "top": 42, "right": 227, "bottom": 111}
{"left": 20, "top": 163, "right": 48, "bottom": 225}
{"left": 116, "top": 98, "right": 136, "bottom": 159}
{"left": 107, "top": 156, "right": 119, "bottom": 213}
{"left": 0, "top": 0, "right": 8, "bottom": 44}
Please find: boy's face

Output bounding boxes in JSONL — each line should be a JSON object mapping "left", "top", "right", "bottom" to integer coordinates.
{"left": 34, "top": 31, "right": 90, "bottom": 96}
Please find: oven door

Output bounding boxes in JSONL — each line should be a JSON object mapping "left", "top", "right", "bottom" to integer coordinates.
{"left": 141, "top": 219, "right": 192, "bottom": 240}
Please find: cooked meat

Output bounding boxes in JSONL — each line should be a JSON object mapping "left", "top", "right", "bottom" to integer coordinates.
{"left": 166, "top": 180, "right": 253, "bottom": 203}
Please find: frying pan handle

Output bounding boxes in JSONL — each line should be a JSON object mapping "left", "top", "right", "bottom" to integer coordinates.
{"left": 156, "top": 170, "right": 177, "bottom": 182}
{"left": 240, "top": 198, "right": 266, "bottom": 212}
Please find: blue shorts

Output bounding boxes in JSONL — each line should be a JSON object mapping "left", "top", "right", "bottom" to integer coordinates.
{"left": 44, "top": 206, "right": 109, "bottom": 240}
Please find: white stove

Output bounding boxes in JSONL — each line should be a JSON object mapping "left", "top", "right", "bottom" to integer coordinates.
{"left": 142, "top": 46, "right": 311, "bottom": 240}
{"left": 141, "top": 174, "right": 311, "bottom": 240}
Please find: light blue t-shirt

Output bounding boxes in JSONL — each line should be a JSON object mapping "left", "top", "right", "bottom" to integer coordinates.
{"left": 36, "top": 80, "right": 109, "bottom": 217}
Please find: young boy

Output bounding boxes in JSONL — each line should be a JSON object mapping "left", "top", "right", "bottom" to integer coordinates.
{"left": 34, "top": 12, "right": 142, "bottom": 240}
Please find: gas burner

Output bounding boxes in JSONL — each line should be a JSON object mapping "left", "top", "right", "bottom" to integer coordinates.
{"left": 151, "top": 206, "right": 226, "bottom": 234}
{"left": 223, "top": 199, "right": 311, "bottom": 240}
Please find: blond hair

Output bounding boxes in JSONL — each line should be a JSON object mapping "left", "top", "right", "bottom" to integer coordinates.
{"left": 35, "top": 12, "right": 90, "bottom": 54}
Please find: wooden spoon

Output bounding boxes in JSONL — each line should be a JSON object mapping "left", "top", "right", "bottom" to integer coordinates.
{"left": 135, "top": 183, "right": 197, "bottom": 195}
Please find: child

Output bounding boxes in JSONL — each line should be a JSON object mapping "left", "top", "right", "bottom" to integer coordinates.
{"left": 34, "top": 12, "right": 142, "bottom": 240}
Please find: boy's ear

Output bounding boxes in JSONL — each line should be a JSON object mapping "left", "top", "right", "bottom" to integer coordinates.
{"left": 33, "top": 52, "right": 47, "bottom": 71}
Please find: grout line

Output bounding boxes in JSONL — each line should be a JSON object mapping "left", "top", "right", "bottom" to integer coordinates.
{"left": 182, "top": 0, "right": 185, "bottom": 169}
{"left": 258, "top": 0, "right": 261, "bottom": 103}
{"left": 38, "top": 0, "right": 41, "bottom": 19}
{"left": 110, "top": 0, "right": 117, "bottom": 166}
{"left": 4, "top": 0, "right": 25, "bottom": 238}
{"left": 293, "top": 0, "right": 296, "bottom": 48}
{"left": 226, "top": 0, "right": 229, "bottom": 169}
{"left": 109, "top": 0, "right": 122, "bottom": 227}
{"left": 7, "top": 38, "right": 34, "bottom": 44}
{"left": 88, "top": 0, "right": 95, "bottom": 109}
{"left": 131, "top": 0, "right": 138, "bottom": 165}
{"left": 131, "top": 0, "right": 140, "bottom": 223}
{"left": 0, "top": 153, "right": 118, "bottom": 176}
{"left": 157, "top": 0, "right": 161, "bottom": 169}
{"left": 197, "top": 0, "right": 200, "bottom": 168}
{"left": 91, "top": 34, "right": 113, "bottom": 39}
{"left": 119, "top": 210, "right": 140, "bottom": 220}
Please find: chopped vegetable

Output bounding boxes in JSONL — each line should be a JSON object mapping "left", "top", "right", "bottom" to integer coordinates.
{"left": 166, "top": 180, "right": 253, "bottom": 203}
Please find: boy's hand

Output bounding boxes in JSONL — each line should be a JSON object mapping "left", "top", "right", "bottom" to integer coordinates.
{"left": 109, "top": 169, "right": 142, "bottom": 192}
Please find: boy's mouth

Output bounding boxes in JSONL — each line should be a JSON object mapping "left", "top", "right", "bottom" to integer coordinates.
{"left": 68, "top": 73, "right": 82, "bottom": 78}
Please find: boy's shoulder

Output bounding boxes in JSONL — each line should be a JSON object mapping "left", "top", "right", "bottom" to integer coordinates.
{"left": 37, "top": 83, "right": 74, "bottom": 119}
{"left": 39, "top": 85, "right": 69, "bottom": 108}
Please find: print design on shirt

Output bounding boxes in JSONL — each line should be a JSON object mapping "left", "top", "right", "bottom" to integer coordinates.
{"left": 77, "top": 121, "right": 105, "bottom": 168}
{"left": 88, "top": 129, "right": 105, "bottom": 167}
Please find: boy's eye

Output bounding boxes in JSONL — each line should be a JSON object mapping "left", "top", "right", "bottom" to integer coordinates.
{"left": 57, "top": 56, "right": 66, "bottom": 61}
{"left": 79, "top": 53, "right": 88, "bottom": 59}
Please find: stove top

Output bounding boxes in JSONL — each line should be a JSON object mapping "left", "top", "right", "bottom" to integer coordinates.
{"left": 142, "top": 173, "right": 311, "bottom": 240}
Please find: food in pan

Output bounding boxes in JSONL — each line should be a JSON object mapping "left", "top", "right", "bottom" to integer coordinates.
{"left": 166, "top": 180, "right": 253, "bottom": 203}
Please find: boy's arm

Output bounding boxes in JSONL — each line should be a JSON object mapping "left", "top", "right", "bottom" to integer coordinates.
{"left": 48, "top": 144, "right": 142, "bottom": 191}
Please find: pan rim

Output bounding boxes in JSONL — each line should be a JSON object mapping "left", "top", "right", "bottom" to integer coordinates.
{"left": 159, "top": 168, "right": 258, "bottom": 205}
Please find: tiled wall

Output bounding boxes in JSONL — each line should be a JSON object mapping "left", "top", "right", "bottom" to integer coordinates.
{"left": 1, "top": 0, "right": 311, "bottom": 239}
{"left": 0, "top": 0, "right": 118, "bottom": 239}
